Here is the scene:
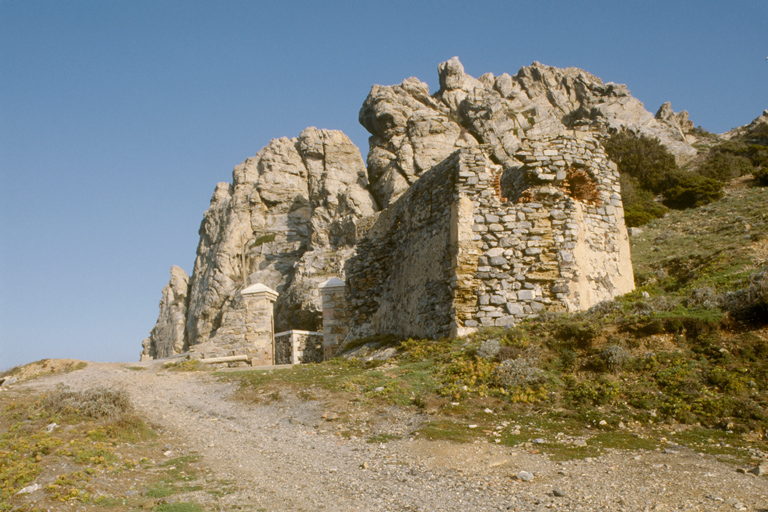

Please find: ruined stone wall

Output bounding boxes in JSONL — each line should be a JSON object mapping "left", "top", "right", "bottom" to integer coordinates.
{"left": 344, "top": 153, "right": 461, "bottom": 340}
{"left": 343, "top": 131, "right": 634, "bottom": 341}
{"left": 453, "top": 133, "right": 634, "bottom": 334}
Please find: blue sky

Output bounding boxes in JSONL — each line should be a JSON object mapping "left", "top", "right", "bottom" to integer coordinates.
{"left": 1, "top": 1, "right": 766, "bottom": 370}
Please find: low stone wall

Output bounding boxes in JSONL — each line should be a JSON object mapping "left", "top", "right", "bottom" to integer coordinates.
{"left": 274, "top": 330, "right": 324, "bottom": 364}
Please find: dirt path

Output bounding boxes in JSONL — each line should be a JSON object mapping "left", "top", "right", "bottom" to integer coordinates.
{"left": 17, "top": 361, "right": 768, "bottom": 511}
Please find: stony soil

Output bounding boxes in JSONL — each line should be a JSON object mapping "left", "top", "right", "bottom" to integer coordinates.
{"left": 11, "top": 361, "right": 768, "bottom": 512}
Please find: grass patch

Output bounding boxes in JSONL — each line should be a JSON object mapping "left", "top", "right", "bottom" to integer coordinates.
{"left": 0, "top": 387, "right": 162, "bottom": 510}
{"left": 414, "top": 419, "right": 481, "bottom": 443}
{"left": 367, "top": 433, "right": 401, "bottom": 443}
{"left": 214, "top": 187, "right": 768, "bottom": 466}
{"left": 153, "top": 503, "right": 204, "bottom": 512}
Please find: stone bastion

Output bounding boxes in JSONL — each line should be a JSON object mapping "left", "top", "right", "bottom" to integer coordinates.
{"left": 324, "top": 130, "right": 634, "bottom": 355}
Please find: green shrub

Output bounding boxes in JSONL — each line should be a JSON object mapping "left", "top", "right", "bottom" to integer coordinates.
{"left": 620, "top": 175, "right": 668, "bottom": 226}
{"left": 722, "top": 267, "right": 768, "bottom": 323}
{"left": 566, "top": 377, "right": 620, "bottom": 406}
{"left": 689, "top": 126, "right": 717, "bottom": 139}
{"left": 754, "top": 166, "right": 768, "bottom": 186}
{"left": 601, "top": 345, "right": 630, "bottom": 372}
{"left": 494, "top": 358, "right": 546, "bottom": 390}
{"left": 698, "top": 152, "right": 754, "bottom": 182}
{"left": 43, "top": 385, "right": 133, "bottom": 420}
{"left": 554, "top": 320, "right": 597, "bottom": 349}
{"left": 661, "top": 173, "right": 723, "bottom": 209}
{"left": 604, "top": 130, "right": 679, "bottom": 193}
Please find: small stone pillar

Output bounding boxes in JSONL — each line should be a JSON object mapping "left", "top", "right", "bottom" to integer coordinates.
{"left": 320, "top": 277, "right": 348, "bottom": 360}
{"left": 241, "top": 283, "right": 278, "bottom": 366}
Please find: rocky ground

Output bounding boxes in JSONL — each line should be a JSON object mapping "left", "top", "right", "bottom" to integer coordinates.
{"left": 5, "top": 361, "right": 767, "bottom": 512}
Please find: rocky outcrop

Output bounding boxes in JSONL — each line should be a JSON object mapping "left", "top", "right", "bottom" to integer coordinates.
{"left": 723, "top": 109, "right": 768, "bottom": 142}
{"left": 360, "top": 57, "right": 697, "bottom": 207}
{"left": 141, "top": 266, "right": 189, "bottom": 360}
{"left": 143, "top": 57, "right": 704, "bottom": 360}
{"left": 142, "top": 128, "right": 377, "bottom": 358}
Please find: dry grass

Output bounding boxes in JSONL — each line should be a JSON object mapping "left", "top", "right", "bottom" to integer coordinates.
{"left": 43, "top": 384, "right": 133, "bottom": 420}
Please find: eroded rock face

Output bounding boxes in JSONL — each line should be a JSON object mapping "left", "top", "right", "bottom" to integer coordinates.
{"left": 141, "top": 266, "right": 189, "bottom": 360}
{"left": 360, "top": 56, "right": 697, "bottom": 207}
{"left": 148, "top": 128, "right": 376, "bottom": 356}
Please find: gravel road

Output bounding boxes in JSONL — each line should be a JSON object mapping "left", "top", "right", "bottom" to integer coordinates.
{"left": 18, "top": 361, "right": 768, "bottom": 512}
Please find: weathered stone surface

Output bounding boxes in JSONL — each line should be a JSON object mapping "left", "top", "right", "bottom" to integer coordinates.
{"left": 359, "top": 57, "right": 698, "bottom": 207}
{"left": 723, "top": 109, "right": 768, "bottom": 141}
{"left": 145, "top": 128, "right": 377, "bottom": 359}
{"left": 141, "top": 266, "right": 189, "bottom": 360}
{"left": 345, "top": 136, "right": 634, "bottom": 341}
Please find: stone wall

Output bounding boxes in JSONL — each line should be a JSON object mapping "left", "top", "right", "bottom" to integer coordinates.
{"left": 344, "top": 153, "right": 461, "bottom": 340}
{"left": 320, "top": 278, "right": 349, "bottom": 359}
{"left": 343, "top": 130, "right": 634, "bottom": 341}
{"left": 454, "top": 132, "right": 634, "bottom": 335}
{"left": 274, "top": 330, "right": 324, "bottom": 364}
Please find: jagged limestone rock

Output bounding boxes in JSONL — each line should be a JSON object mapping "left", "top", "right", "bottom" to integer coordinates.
{"left": 141, "top": 265, "right": 189, "bottom": 360}
{"left": 359, "top": 57, "right": 698, "bottom": 207}
{"left": 174, "top": 127, "right": 377, "bottom": 355}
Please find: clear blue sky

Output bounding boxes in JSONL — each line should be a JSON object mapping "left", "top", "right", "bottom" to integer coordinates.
{"left": 1, "top": 1, "right": 766, "bottom": 370}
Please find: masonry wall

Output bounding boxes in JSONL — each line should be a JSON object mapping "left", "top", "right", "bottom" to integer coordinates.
{"left": 344, "top": 131, "right": 634, "bottom": 341}
{"left": 190, "top": 284, "right": 277, "bottom": 365}
{"left": 452, "top": 133, "right": 634, "bottom": 334}
{"left": 344, "top": 153, "right": 460, "bottom": 340}
{"left": 275, "top": 330, "right": 324, "bottom": 364}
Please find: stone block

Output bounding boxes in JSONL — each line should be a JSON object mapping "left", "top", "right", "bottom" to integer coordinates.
{"left": 517, "top": 290, "right": 535, "bottom": 301}
{"left": 496, "top": 316, "right": 516, "bottom": 327}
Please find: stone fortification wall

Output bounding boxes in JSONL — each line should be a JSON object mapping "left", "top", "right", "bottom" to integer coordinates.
{"left": 344, "top": 153, "right": 461, "bottom": 340}
{"left": 342, "top": 131, "right": 634, "bottom": 342}
{"left": 454, "top": 132, "right": 634, "bottom": 335}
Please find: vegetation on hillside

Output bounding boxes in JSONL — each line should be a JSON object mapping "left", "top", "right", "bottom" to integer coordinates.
{"left": 603, "top": 125, "right": 767, "bottom": 227}
{"left": 225, "top": 182, "right": 768, "bottom": 463}
{"left": 0, "top": 383, "right": 225, "bottom": 512}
